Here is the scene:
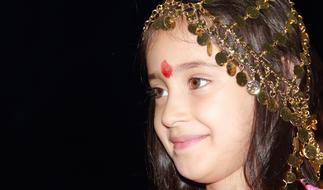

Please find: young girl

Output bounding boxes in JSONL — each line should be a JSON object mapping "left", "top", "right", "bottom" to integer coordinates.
{"left": 139, "top": 0, "right": 323, "bottom": 189}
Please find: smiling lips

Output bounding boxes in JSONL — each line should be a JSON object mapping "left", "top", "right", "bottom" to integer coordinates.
{"left": 170, "top": 135, "right": 209, "bottom": 150}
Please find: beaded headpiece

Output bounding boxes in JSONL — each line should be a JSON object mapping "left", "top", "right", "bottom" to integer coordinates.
{"left": 142, "top": 0, "right": 322, "bottom": 187}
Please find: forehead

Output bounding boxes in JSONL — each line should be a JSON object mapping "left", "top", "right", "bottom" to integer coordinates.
{"left": 146, "top": 22, "right": 220, "bottom": 71}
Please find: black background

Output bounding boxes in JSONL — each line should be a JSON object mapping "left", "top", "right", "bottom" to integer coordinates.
{"left": 2, "top": 0, "right": 322, "bottom": 189}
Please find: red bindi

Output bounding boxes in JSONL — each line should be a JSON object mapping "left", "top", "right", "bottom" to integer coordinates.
{"left": 161, "top": 60, "right": 173, "bottom": 78}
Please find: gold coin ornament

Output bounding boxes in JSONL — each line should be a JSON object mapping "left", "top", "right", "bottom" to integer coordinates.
{"left": 246, "top": 80, "right": 261, "bottom": 95}
{"left": 267, "top": 98, "right": 279, "bottom": 112}
{"left": 280, "top": 107, "right": 293, "bottom": 122}
{"left": 207, "top": 41, "right": 213, "bottom": 56}
{"left": 285, "top": 171, "right": 296, "bottom": 184}
{"left": 256, "top": 0, "right": 270, "bottom": 9}
{"left": 304, "top": 145, "right": 317, "bottom": 160}
{"left": 226, "top": 61, "right": 237, "bottom": 76}
{"left": 188, "top": 24, "right": 198, "bottom": 34}
{"left": 215, "top": 51, "right": 228, "bottom": 66}
{"left": 197, "top": 32, "right": 210, "bottom": 46}
{"left": 246, "top": 6, "right": 260, "bottom": 19}
{"left": 256, "top": 91, "right": 268, "bottom": 105}
{"left": 236, "top": 71, "right": 248, "bottom": 86}
{"left": 297, "top": 127, "right": 310, "bottom": 143}
{"left": 288, "top": 154, "right": 302, "bottom": 167}
{"left": 294, "top": 65, "right": 305, "bottom": 78}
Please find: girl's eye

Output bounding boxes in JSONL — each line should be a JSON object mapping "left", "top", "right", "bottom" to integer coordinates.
{"left": 188, "top": 78, "right": 210, "bottom": 89}
{"left": 148, "top": 87, "right": 168, "bottom": 99}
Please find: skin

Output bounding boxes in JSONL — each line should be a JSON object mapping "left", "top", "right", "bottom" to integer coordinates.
{"left": 146, "top": 23, "right": 255, "bottom": 190}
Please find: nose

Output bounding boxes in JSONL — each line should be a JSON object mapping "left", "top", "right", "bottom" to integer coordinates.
{"left": 161, "top": 91, "right": 190, "bottom": 128}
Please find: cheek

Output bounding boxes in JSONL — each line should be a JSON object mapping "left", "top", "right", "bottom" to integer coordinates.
{"left": 153, "top": 106, "right": 169, "bottom": 145}
{"left": 153, "top": 107, "right": 162, "bottom": 135}
{"left": 193, "top": 84, "right": 254, "bottom": 147}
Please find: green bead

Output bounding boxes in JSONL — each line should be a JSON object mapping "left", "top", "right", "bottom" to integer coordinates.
{"left": 234, "top": 16, "right": 246, "bottom": 27}
{"left": 304, "top": 144, "right": 317, "bottom": 160}
{"left": 193, "top": 3, "right": 202, "bottom": 10}
{"left": 175, "top": 9, "right": 182, "bottom": 16}
{"left": 256, "top": 0, "right": 270, "bottom": 9}
{"left": 298, "top": 127, "right": 309, "bottom": 143}
{"left": 285, "top": 171, "right": 296, "bottom": 184}
{"left": 287, "top": 154, "right": 297, "bottom": 166}
{"left": 188, "top": 24, "right": 198, "bottom": 35}
{"left": 215, "top": 51, "right": 228, "bottom": 66}
{"left": 288, "top": 11, "right": 297, "bottom": 24}
{"left": 280, "top": 107, "right": 292, "bottom": 122}
{"left": 294, "top": 65, "right": 305, "bottom": 78}
{"left": 288, "top": 154, "right": 301, "bottom": 167}
{"left": 152, "top": 17, "right": 164, "bottom": 30}
{"left": 262, "top": 44, "right": 274, "bottom": 55}
{"left": 236, "top": 71, "right": 248, "bottom": 86}
{"left": 274, "top": 33, "right": 287, "bottom": 44}
{"left": 257, "top": 91, "right": 268, "bottom": 105}
{"left": 246, "top": 6, "right": 260, "bottom": 19}
{"left": 197, "top": 33, "right": 210, "bottom": 46}
{"left": 267, "top": 98, "right": 278, "bottom": 112}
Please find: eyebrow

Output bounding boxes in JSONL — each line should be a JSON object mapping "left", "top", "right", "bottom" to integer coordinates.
{"left": 148, "top": 61, "right": 215, "bottom": 80}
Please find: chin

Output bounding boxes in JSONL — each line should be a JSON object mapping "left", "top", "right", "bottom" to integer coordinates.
{"left": 175, "top": 163, "right": 211, "bottom": 183}
{"left": 176, "top": 162, "right": 229, "bottom": 185}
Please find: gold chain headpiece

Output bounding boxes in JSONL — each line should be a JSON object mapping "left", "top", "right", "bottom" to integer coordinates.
{"left": 143, "top": 0, "right": 322, "bottom": 187}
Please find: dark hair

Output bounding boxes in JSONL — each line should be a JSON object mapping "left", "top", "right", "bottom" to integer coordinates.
{"left": 139, "top": 0, "right": 321, "bottom": 189}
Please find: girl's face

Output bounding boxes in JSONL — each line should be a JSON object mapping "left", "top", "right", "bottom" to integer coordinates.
{"left": 146, "top": 24, "right": 255, "bottom": 187}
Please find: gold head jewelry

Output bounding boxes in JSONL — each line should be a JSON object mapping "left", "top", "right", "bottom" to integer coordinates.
{"left": 142, "top": 0, "right": 322, "bottom": 187}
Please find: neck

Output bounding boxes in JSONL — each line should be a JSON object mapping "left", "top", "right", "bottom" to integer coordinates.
{"left": 206, "top": 167, "right": 250, "bottom": 190}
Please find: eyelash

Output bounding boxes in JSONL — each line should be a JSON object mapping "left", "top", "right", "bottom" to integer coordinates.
{"left": 148, "top": 78, "right": 210, "bottom": 99}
